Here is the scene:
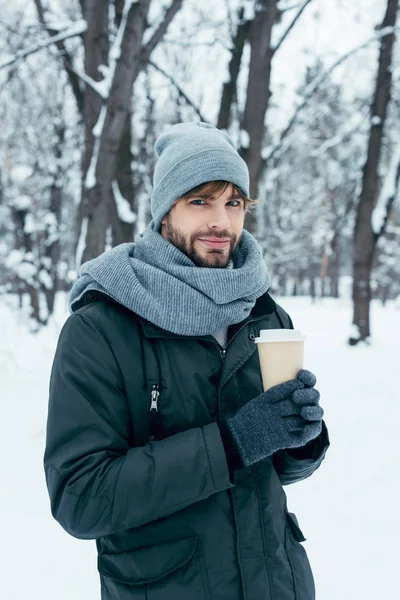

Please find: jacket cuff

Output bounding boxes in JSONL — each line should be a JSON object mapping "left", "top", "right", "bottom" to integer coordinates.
{"left": 285, "top": 420, "right": 330, "bottom": 460}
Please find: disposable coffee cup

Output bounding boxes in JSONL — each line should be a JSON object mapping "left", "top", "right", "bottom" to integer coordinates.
{"left": 254, "top": 329, "right": 306, "bottom": 392}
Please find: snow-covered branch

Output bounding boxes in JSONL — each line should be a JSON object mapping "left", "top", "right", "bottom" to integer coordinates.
{"left": 0, "top": 21, "right": 87, "bottom": 72}
{"left": 372, "top": 143, "right": 400, "bottom": 236}
{"left": 85, "top": 106, "right": 107, "bottom": 189}
{"left": 84, "top": 1, "right": 138, "bottom": 188}
{"left": 69, "top": 67, "right": 108, "bottom": 99}
{"left": 99, "top": 0, "right": 138, "bottom": 100}
{"left": 264, "top": 25, "right": 399, "bottom": 164}
{"left": 112, "top": 181, "right": 137, "bottom": 224}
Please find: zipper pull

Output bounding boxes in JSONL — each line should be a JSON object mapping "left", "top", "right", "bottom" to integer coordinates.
{"left": 150, "top": 384, "right": 160, "bottom": 411}
{"left": 220, "top": 349, "right": 226, "bottom": 360}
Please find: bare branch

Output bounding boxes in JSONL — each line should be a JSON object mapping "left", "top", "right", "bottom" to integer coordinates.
{"left": 148, "top": 60, "right": 207, "bottom": 122}
{"left": 141, "top": 0, "right": 183, "bottom": 65}
{"left": 33, "top": 0, "right": 84, "bottom": 113}
{"left": 0, "top": 21, "right": 87, "bottom": 72}
{"left": 372, "top": 142, "right": 400, "bottom": 238}
{"left": 264, "top": 25, "right": 398, "bottom": 164}
{"left": 33, "top": 0, "right": 45, "bottom": 22}
{"left": 272, "top": 0, "right": 313, "bottom": 55}
{"left": 278, "top": 2, "right": 309, "bottom": 14}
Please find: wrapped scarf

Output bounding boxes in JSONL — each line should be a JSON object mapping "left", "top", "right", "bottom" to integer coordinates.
{"left": 69, "top": 220, "right": 271, "bottom": 336}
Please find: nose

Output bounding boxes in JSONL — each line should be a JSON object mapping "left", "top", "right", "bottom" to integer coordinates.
{"left": 207, "top": 205, "right": 231, "bottom": 230}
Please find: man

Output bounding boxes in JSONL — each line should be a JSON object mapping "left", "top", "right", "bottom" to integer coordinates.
{"left": 44, "top": 122, "right": 329, "bottom": 600}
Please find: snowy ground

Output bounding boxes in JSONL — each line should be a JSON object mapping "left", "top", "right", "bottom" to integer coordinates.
{"left": 0, "top": 292, "right": 398, "bottom": 600}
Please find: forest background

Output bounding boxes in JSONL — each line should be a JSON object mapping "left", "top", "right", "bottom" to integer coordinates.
{"left": 1, "top": 0, "right": 399, "bottom": 342}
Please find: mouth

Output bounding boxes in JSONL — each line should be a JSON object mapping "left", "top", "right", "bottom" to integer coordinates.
{"left": 198, "top": 239, "right": 230, "bottom": 249}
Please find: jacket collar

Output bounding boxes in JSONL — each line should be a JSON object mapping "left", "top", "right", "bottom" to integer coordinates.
{"left": 139, "top": 291, "right": 277, "bottom": 339}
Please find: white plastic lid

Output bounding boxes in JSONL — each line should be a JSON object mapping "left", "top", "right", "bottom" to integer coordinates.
{"left": 254, "top": 329, "right": 306, "bottom": 343}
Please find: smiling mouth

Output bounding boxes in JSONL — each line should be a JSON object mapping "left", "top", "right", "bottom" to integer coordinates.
{"left": 198, "top": 239, "right": 230, "bottom": 249}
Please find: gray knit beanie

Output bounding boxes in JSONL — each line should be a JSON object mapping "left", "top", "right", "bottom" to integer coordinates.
{"left": 151, "top": 122, "right": 250, "bottom": 231}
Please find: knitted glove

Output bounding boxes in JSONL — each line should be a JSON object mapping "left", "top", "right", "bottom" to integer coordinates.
{"left": 219, "top": 369, "right": 323, "bottom": 471}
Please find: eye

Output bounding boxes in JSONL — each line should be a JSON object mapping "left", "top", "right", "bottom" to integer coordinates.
{"left": 189, "top": 199, "right": 242, "bottom": 207}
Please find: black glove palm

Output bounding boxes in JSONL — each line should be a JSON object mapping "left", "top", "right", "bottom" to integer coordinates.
{"left": 219, "top": 369, "right": 323, "bottom": 471}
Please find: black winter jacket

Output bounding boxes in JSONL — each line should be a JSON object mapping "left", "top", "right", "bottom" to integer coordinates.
{"left": 44, "top": 291, "right": 329, "bottom": 600}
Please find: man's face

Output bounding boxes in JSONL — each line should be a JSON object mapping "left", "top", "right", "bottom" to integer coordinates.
{"left": 160, "top": 183, "right": 245, "bottom": 268}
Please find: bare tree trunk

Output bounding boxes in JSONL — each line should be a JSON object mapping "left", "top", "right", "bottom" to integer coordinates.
{"left": 320, "top": 248, "right": 329, "bottom": 297}
{"left": 350, "top": 0, "right": 398, "bottom": 345}
{"left": 41, "top": 121, "right": 65, "bottom": 316}
{"left": 241, "top": 0, "right": 277, "bottom": 235}
{"left": 80, "top": 0, "right": 151, "bottom": 264}
{"left": 111, "top": 113, "right": 135, "bottom": 245}
{"left": 112, "top": 0, "right": 135, "bottom": 246}
{"left": 77, "top": 0, "right": 109, "bottom": 262}
{"left": 310, "top": 277, "right": 316, "bottom": 303}
{"left": 76, "top": 0, "right": 184, "bottom": 263}
{"left": 329, "top": 236, "right": 340, "bottom": 298}
{"left": 11, "top": 206, "right": 42, "bottom": 324}
{"left": 217, "top": 6, "right": 251, "bottom": 130}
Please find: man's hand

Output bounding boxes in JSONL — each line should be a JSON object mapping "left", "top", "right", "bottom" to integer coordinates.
{"left": 218, "top": 369, "right": 323, "bottom": 471}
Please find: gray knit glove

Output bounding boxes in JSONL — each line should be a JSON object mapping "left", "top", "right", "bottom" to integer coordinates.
{"left": 219, "top": 369, "right": 323, "bottom": 471}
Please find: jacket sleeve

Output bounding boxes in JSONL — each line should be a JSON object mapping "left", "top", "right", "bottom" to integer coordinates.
{"left": 272, "top": 421, "right": 330, "bottom": 486}
{"left": 44, "top": 312, "right": 233, "bottom": 540}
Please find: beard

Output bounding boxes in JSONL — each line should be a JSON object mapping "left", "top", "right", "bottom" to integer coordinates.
{"left": 163, "top": 217, "right": 240, "bottom": 268}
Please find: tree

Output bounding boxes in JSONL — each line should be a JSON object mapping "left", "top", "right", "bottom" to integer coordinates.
{"left": 215, "top": 0, "right": 315, "bottom": 235}
{"left": 33, "top": 0, "right": 184, "bottom": 264}
{"left": 259, "top": 58, "right": 366, "bottom": 298}
{"left": 350, "top": 0, "right": 399, "bottom": 345}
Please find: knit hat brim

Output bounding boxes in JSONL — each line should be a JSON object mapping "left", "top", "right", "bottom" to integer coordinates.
{"left": 151, "top": 147, "right": 249, "bottom": 231}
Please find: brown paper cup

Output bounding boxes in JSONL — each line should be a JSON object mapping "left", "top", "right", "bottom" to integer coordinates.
{"left": 254, "top": 329, "right": 305, "bottom": 392}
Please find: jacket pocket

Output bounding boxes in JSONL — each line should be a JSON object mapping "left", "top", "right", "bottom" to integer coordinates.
{"left": 98, "top": 536, "right": 210, "bottom": 600}
{"left": 285, "top": 512, "right": 316, "bottom": 600}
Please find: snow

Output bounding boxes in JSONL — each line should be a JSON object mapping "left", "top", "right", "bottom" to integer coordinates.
{"left": 9, "top": 260, "right": 37, "bottom": 284}
{"left": 38, "top": 269, "right": 53, "bottom": 290}
{"left": 75, "top": 216, "right": 88, "bottom": 269}
{"left": 24, "top": 213, "right": 36, "bottom": 235}
{"left": 371, "top": 142, "right": 400, "bottom": 235}
{"left": 45, "top": 20, "right": 86, "bottom": 33}
{"left": 1, "top": 294, "right": 399, "bottom": 599}
{"left": 10, "top": 195, "right": 32, "bottom": 211}
{"left": 92, "top": 105, "right": 107, "bottom": 139}
{"left": 371, "top": 115, "right": 381, "bottom": 126}
{"left": 242, "top": 0, "right": 256, "bottom": 22}
{"left": 85, "top": 105, "right": 108, "bottom": 189}
{"left": 239, "top": 129, "right": 250, "bottom": 149}
{"left": 4, "top": 249, "right": 24, "bottom": 269}
{"left": 112, "top": 180, "right": 137, "bottom": 224}
{"left": 10, "top": 165, "right": 33, "bottom": 183}
{"left": 41, "top": 257, "right": 52, "bottom": 271}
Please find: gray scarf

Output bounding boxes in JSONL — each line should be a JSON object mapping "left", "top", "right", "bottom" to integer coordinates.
{"left": 69, "top": 220, "right": 271, "bottom": 336}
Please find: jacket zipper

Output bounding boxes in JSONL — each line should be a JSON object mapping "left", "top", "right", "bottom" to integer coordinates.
{"left": 216, "top": 317, "right": 263, "bottom": 361}
{"left": 149, "top": 384, "right": 160, "bottom": 441}
{"left": 218, "top": 316, "right": 266, "bottom": 359}
{"left": 227, "top": 316, "right": 264, "bottom": 347}
{"left": 148, "top": 315, "right": 268, "bottom": 438}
